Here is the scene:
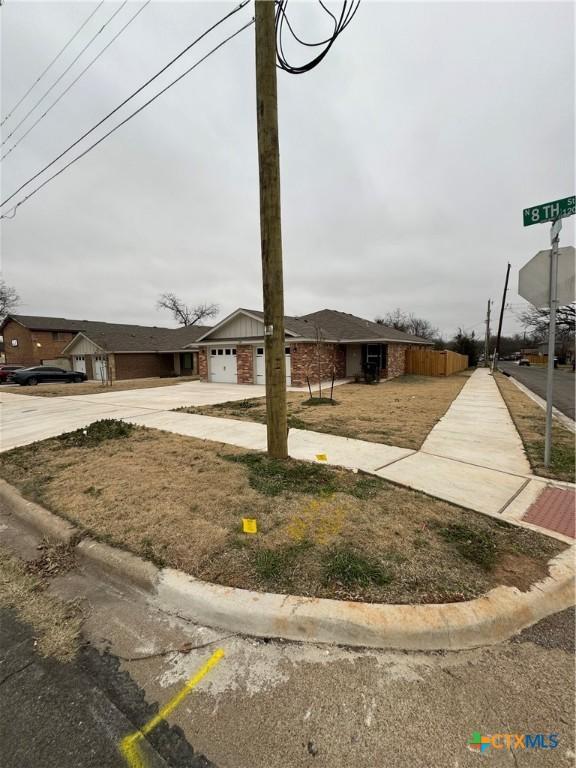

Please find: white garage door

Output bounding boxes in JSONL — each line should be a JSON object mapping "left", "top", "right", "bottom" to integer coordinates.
{"left": 256, "top": 347, "right": 291, "bottom": 386}
{"left": 93, "top": 355, "right": 108, "bottom": 382}
{"left": 72, "top": 355, "right": 86, "bottom": 374}
{"left": 209, "top": 347, "right": 237, "bottom": 383}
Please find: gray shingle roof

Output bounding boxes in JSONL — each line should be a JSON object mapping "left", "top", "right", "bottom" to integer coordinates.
{"left": 299, "top": 309, "right": 432, "bottom": 344}
{"left": 4, "top": 315, "right": 210, "bottom": 352}
{"left": 236, "top": 308, "right": 431, "bottom": 344}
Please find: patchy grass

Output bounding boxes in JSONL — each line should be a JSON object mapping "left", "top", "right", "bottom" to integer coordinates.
{"left": 0, "top": 427, "right": 564, "bottom": 604}
{"left": 0, "top": 545, "right": 82, "bottom": 661}
{"left": 1, "top": 375, "right": 199, "bottom": 398}
{"left": 322, "top": 548, "right": 393, "bottom": 588}
{"left": 178, "top": 373, "right": 471, "bottom": 450}
{"left": 432, "top": 523, "right": 497, "bottom": 571}
{"left": 495, "top": 373, "right": 575, "bottom": 482}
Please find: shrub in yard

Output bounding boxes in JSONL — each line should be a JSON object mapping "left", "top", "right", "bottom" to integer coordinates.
{"left": 57, "top": 419, "right": 134, "bottom": 448}
{"left": 434, "top": 523, "right": 497, "bottom": 571}
{"left": 224, "top": 453, "right": 339, "bottom": 496}
{"left": 322, "top": 548, "right": 392, "bottom": 587}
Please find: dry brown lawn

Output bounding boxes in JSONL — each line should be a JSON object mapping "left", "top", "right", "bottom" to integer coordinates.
{"left": 180, "top": 373, "right": 471, "bottom": 450}
{"left": 1, "top": 375, "right": 199, "bottom": 398}
{"left": 0, "top": 423, "right": 563, "bottom": 605}
{"left": 495, "top": 373, "right": 575, "bottom": 483}
{"left": 0, "top": 545, "right": 82, "bottom": 661}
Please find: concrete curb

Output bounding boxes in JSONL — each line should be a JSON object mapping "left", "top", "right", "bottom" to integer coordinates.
{"left": 77, "top": 538, "right": 160, "bottom": 591}
{"left": 0, "top": 480, "right": 79, "bottom": 545}
{"left": 1, "top": 480, "right": 574, "bottom": 651}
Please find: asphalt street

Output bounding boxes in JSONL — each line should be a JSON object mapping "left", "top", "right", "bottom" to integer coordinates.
{"left": 0, "top": 607, "right": 216, "bottom": 768}
{"left": 498, "top": 362, "right": 575, "bottom": 420}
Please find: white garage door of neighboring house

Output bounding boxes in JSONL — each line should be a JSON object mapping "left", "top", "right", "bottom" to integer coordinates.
{"left": 72, "top": 355, "right": 86, "bottom": 374}
{"left": 209, "top": 347, "right": 237, "bottom": 383}
{"left": 93, "top": 355, "right": 108, "bottom": 382}
{"left": 256, "top": 347, "right": 291, "bottom": 386}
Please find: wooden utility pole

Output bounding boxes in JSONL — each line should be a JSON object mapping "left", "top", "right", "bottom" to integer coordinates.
{"left": 491, "top": 262, "right": 511, "bottom": 372}
{"left": 255, "top": 0, "right": 288, "bottom": 458}
{"left": 484, "top": 299, "right": 491, "bottom": 367}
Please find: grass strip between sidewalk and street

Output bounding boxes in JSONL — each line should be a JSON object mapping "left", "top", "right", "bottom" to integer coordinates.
{"left": 0, "top": 419, "right": 564, "bottom": 606}
{"left": 495, "top": 373, "right": 575, "bottom": 483}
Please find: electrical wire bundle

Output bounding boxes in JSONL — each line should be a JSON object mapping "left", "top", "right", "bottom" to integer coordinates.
{"left": 275, "top": 0, "right": 361, "bottom": 74}
{"left": 0, "top": 1, "right": 254, "bottom": 220}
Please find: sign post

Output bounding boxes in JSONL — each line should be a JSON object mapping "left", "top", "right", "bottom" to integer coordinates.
{"left": 544, "top": 221, "right": 560, "bottom": 467}
{"left": 520, "top": 196, "right": 575, "bottom": 467}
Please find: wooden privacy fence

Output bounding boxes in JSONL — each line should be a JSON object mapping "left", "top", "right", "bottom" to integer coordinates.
{"left": 405, "top": 348, "right": 469, "bottom": 377}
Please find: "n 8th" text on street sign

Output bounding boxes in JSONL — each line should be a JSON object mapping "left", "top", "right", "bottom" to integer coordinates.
{"left": 523, "top": 196, "right": 575, "bottom": 226}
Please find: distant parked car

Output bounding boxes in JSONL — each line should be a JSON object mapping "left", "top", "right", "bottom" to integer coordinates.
{"left": 10, "top": 366, "right": 87, "bottom": 386}
{"left": 0, "top": 364, "right": 25, "bottom": 382}
{"left": 518, "top": 358, "right": 530, "bottom": 367}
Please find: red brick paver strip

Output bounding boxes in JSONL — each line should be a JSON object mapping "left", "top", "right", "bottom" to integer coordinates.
{"left": 522, "top": 487, "right": 576, "bottom": 539}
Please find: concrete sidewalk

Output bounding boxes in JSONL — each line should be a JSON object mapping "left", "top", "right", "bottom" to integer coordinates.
{"left": 420, "top": 368, "right": 531, "bottom": 475}
{"left": 2, "top": 371, "right": 572, "bottom": 540}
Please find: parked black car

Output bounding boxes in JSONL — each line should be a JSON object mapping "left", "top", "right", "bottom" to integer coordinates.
{"left": 10, "top": 366, "right": 87, "bottom": 386}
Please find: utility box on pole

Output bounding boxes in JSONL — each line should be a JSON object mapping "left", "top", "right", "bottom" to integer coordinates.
{"left": 255, "top": 0, "right": 288, "bottom": 459}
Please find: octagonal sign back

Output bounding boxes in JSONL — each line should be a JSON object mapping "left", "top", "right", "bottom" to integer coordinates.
{"left": 518, "top": 246, "right": 575, "bottom": 309}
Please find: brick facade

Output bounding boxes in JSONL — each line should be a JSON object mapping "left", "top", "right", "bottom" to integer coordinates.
{"left": 290, "top": 343, "right": 346, "bottom": 387}
{"left": 113, "top": 353, "right": 174, "bottom": 380}
{"left": 3, "top": 319, "right": 76, "bottom": 366}
{"left": 384, "top": 343, "right": 407, "bottom": 379}
{"left": 198, "top": 348, "right": 208, "bottom": 381}
{"left": 236, "top": 345, "right": 254, "bottom": 384}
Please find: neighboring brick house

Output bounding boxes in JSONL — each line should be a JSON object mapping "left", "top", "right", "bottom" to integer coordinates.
{"left": 0, "top": 315, "right": 210, "bottom": 381}
{"left": 195, "top": 308, "right": 432, "bottom": 387}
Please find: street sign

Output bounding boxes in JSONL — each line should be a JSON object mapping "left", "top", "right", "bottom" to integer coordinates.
{"left": 523, "top": 196, "right": 575, "bottom": 226}
{"left": 518, "top": 246, "right": 575, "bottom": 308}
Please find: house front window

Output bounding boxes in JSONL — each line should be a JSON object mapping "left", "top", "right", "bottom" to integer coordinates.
{"left": 362, "top": 343, "right": 388, "bottom": 370}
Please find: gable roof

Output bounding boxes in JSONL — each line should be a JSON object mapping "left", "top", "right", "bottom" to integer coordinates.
{"left": 300, "top": 309, "right": 433, "bottom": 344}
{"left": 196, "top": 308, "right": 432, "bottom": 345}
{"left": 4, "top": 314, "right": 210, "bottom": 353}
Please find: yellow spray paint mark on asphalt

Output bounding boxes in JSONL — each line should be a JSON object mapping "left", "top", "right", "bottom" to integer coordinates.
{"left": 119, "top": 648, "right": 224, "bottom": 768}
{"left": 242, "top": 518, "right": 258, "bottom": 534}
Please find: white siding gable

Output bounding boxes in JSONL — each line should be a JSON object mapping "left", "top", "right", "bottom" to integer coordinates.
{"left": 210, "top": 314, "right": 265, "bottom": 339}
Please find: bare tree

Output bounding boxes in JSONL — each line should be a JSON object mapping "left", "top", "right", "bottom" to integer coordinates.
{"left": 156, "top": 293, "right": 218, "bottom": 326}
{"left": 375, "top": 308, "right": 438, "bottom": 340}
{"left": 0, "top": 280, "right": 20, "bottom": 319}
{"left": 519, "top": 303, "right": 575, "bottom": 340}
{"left": 519, "top": 302, "right": 575, "bottom": 360}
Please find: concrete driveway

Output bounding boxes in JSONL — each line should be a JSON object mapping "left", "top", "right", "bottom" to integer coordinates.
{"left": 0, "top": 381, "right": 266, "bottom": 452}
{"left": 499, "top": 362, "right": 575, "bottom": 420}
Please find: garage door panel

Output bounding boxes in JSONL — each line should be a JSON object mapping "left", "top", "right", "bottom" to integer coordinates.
{"left": 209, "top": 348, "right": 237, "bottom": 383}
{"left": 256, "top": 347, "right": 291, "bottom": 386}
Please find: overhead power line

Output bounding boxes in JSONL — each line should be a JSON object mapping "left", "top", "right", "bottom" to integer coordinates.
{"left": 1, "top": 0, "right": 251, "bottom": 210}
{"left": 0, "top": 19, "right": 255, "bottom": 221}
{"left": 1, "top": 1, "right": 152, "bottom": 162}
{"left": 1, "top": 1, "right": 129, "bottom": 147}
{"left": 1, "top": 1, "right": 105, "bottom": 127}
{"left": 275, "top": 0, "right": 361, "bottom": 74}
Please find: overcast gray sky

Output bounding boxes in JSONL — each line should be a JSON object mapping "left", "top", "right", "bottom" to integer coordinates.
{"left": 1, "top": 0, "right": 574, "bottom": 338}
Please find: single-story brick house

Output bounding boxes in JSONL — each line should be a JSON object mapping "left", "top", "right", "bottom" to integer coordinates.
{"left": 195, "top": 308, "right": 433, "bottom": 386}
{"left": 0, "top": 314, "right": 209, "bottom": 380}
